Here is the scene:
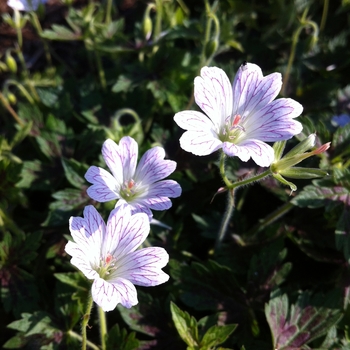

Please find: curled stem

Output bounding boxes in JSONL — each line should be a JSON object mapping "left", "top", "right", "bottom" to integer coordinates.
{"left": 0, "top": 92, "right": 25, "bottom": 126}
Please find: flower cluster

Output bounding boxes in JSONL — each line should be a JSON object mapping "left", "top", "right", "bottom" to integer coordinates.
{"left": 65, "top": 63, "right": 328, "bottom": 313}
{"left": 65, "top": 136, "right": 181, "bottom": 311}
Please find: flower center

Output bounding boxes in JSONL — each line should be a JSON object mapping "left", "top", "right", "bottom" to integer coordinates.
{"left": 219, "top": 114, "right": 245, "bottom": 143}
{"left": 119, "top": 179, "right": 139, "bottom": 201}
{"left": 98, "top": 253, "right": 117, "bottom": 280}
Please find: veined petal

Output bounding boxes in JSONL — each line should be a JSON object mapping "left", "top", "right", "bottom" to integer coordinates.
{"left": 135, "top": 147, "right": 176, "bottom": 185}
{"left": 179, "top": 130, "right": 222, "bottom": 156}
{"left": 106, "top": 206, "right": 150, "bottom": 257}
{"left": 135, "top": 180, "right": 182, "bottom": 211}
{"left": 233, "top": 63, "right": 282, "bottom": 119}
{"left": 174, "top": 110, "right": 216, "bottom": 131}
{"left": 91, "top": 277, "right": 138, "bottom": 311}
{"left": 116, "top": 247, "right": 169, "bottom": 286}
{"left": 65, "top": 241, "right": 99, "bottom": 280}
{"left": 223, "top": 139, "right": 275, "bottom": 167}
{"left": 102, "top": 138, "right": 137, "bottom": 184}
{"left": 244, "top": 98, "right": 303, "bottom": 141}
{"left": 194, "top": 66, "right": 233, "bottom": 128}
{"left": 85, "top": 166, "right": 120, "bottom": 202}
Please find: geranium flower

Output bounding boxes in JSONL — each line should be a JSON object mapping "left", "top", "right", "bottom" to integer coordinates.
{"left": 7, "top": 0, "right": 47, "bottom": 11}
{"left": 85, "top": 136, "right": 181, "bottom": 219}
{"left": 65, "top": 205, "right": 169, "bottom": 312}
{"left": 174, "top": 63, "right": 303, "bottom": 167}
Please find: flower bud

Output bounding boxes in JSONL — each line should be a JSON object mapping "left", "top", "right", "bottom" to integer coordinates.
{"left": 7, "top": 92, "right": 17, "bottom": 105}
{"left": 5, "top": 51, "right": 17, "bottom": 74}
{"left": 142, "top": 4, "right": 153, "bottom": 41}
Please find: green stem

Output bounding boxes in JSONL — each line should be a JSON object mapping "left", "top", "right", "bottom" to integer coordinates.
{"left": 105, "top": 0, "right": 113, "bottom": 25}
{"left": 6, "top": 79, "right": 36, "bottom": 104}
{"left": 67, "top": 330, "right": 99, "bottom": 350}
{"left": 153, "top": 0, "right": 163, "bottom": 41}
{"left": 94, "top": 51, "right": 106, "bottom": 90}
{"left": 199, "top": 0, "right": 213, "bottom": 69}
{"left": 281, "top": 9, "right": 309, "bottom": 96}
{"left": 320, "top": 0, "right": 329, "bottom": 32}
{"left": 0, "top": 92, "right": 25, "bottom": 126}
{"left": 30, "top": 12, "right": 53, "bottom": 67}
{"left": 14, "top": 9, "right": 23, "bottom": 48}
{"left": 98, "top": 307, "right": 107, "bottom": 350}
{"left": 215, "top": 188, "right": 235, "bottom": 251}
{"left": 219, "top": 151, "right": 233, "bottom": 188}
{"left": 229, "top": 169, "right": 272, "bottom": 190}
{"left": 81, "top": 294, "right": 94, "bottom": 350}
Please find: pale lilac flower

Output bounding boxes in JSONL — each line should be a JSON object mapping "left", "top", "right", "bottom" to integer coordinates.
{"left": 85, "top": 137, "right": 182, "bottom": 219}
{"left": 7, "top": 0, "right": 47, "bottom": 11}
{"left": 65, "top": 205, "right": 169, "bottom": 312}
{"left": 174, "top": 63, "right": 303, "bottom": 167}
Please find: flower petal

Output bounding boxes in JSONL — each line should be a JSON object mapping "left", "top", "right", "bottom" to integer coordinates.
{"left": 105, "top": 205, "right": 150, "bottom": 258}
{"left": 194, "top": 66, "right": 233, "bottom": 129}
{"left": 178, "top": 130, "right": 222, "bottom": 156}
{"left": 102, "top": 137, "right": 138, "bottom": 183}
{"left": 136, "top": 180, "right": 182, "bottom": 211}
{"left": 85, "top": 166, "right": 120, "bottom": 202}
{"left": 135, "top": 147, "right": 176, "bottom": 185}
{"left": 91, "top": 277, "right": 138, "bottom": 311}
{"left": 232, "top": 63, "right": 282, "bottom": 119}
{"left": 174, "top": 110, "right": 216, "bottom": 131}
{"left": 116, "top": 247, "right": 169, "bottom": 287}
{"left": 66, "top": 206, "right": 106, "bottom": 279}
{"left": 65, "top": 241, "right": 99, "bottom": 280}
{"left": 223, "top": 139, "right": 275, "bottom": 167}
{"left": 244, "top": 98, "right": 303, "bottom": 141}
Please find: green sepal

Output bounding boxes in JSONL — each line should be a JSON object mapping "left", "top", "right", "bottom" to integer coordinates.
{"left": 280, "top": 167, "right": 328, "bottom": 179}
{"left": 272, "top": 173, "right": 297, "bottom": 192}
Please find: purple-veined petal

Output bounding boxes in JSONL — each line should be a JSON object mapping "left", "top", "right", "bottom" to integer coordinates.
{"left": 85, "top": 166, "right": 120, "bottom": 202}
{"left": 232, "top": 63, "right": 282, "bottom": 119}
{"left": 91, "top": 277, "right": 138, "bottom": 311}
{"left": 102, "top": 137, "right": 138, "bottom": 184}
{"left": 115, "top": 199, "right": 153, "bottom": 220}
{"left": 135, "top": 147, "right": 176, "bottom": 185}
{"left": 106, "top": 206, "right": 150, "bottom": 258}
{"left": 244, "top": 98, "right": 303, "bottom": 142}
{"left": 65, "top": 241, "right": 99, "bottom": 280}
{"left": 223, "top": 139, "right": 275, "bottom": 167}
{"left": 194, "top": 66, "right": 233, "bottom": 129}
{"left": 179, "top": 130, "right": 222, "bottom": 156}
{"left": 116, "top": 247, "right": 169, "bottom": 287}
{"left": 135, "top": 180, "right": 181, "bottom": 211}
{"left": 174, "top": 110, "right": 216, "bottom": 131}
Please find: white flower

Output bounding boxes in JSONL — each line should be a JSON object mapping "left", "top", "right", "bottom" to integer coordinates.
{"left": 65, "top": 205, "right": 169, "bottom": 312}
{"left": 85, "top": 136, "right": 182, "bottom": 219}
{"left": 174, "top": 63, "right": 303, "bottom": 167}
{"left": 7, "top": 0, "right": 47, "bottom": 11}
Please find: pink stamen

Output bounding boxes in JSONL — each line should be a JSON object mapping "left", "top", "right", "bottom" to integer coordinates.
{"left": 232, "top": 114, "right": 241, "bottom": 127}
{"left": 127, "top": 179, "right": 135, "bottom": 190}
{"left": 105, "top": 253, "right": 113, "bottom": 265}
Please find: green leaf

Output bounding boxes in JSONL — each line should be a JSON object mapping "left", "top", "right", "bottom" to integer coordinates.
{"left": 291, "top": 184, "right": 350, "bottom": 208}
{"left": 170, "top": 301, "right": 199, "bottom": 348}
{"left": 61, "top": 158, "right": 88, "bottom": 189}
{"left": 200, "top": 324, "right": 237, "bottom": 349}
{"left": 265, "top": 291, "right": 343, "bottom": 349}
{"left": 41, "top": 24, "right": 81, "bottom": 40}
{"left": 106, "top": 324, "right": 140, "bottom": 350}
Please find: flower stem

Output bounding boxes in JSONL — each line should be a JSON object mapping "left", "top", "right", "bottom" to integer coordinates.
{"left": 105, "top": 0, "right": 113, "bottom": 25}
{"left": 0, "top": 92, "right": 25, "bottom": 126}
{"left": 229, "top": 169, "right": 272, "bottom": 190}
{"left": 219, "top": 151, "right": 233, "bottom": 188}
{"left": 98, "top": 307, "right": 107, "bottom": 350}
{"left": 320, "top": 0, "right": 329, "bottom": 32}
{"left": 67, "top": 330, "right": 99, "bottom": 350}
{"left": 215, "top": 188, "right": 235, "bottom": 251}
{"left": 30, "top": 12, "right": 53, "bottom": 68}
{"left": 94, "top": 51, "right": 106, "bottom": 90}
{"left": 81, "top": 293, "right": 94, "bottom": 350}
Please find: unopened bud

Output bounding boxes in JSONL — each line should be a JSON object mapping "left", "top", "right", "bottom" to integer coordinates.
{"left": 142, "top": 4, "right": 153, "bottom": 41}
{"left": 7, "top": 92, "right": 17, "bottom": 105}
{"left": 5, "top": 51, "right": 17, "bottom": 74}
